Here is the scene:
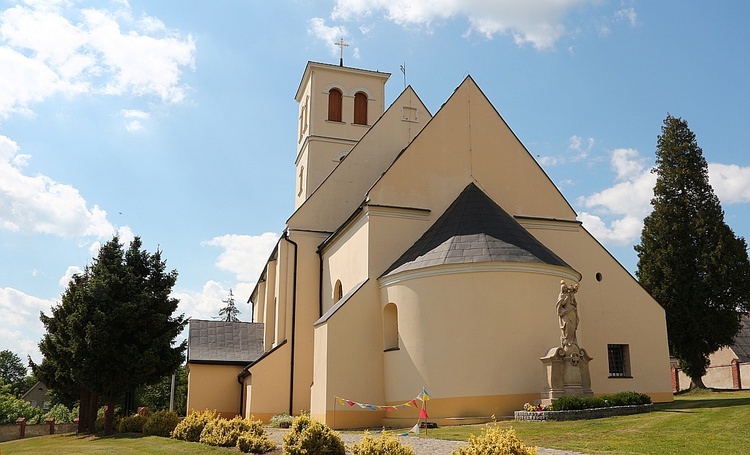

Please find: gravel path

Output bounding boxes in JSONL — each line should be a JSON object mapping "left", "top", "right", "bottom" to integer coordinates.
{"left": 265, "top": 428, "right": 589, "bottom": 455}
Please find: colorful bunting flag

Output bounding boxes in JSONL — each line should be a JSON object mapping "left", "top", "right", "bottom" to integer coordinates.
{"left": 419, "top": 408, "right": 429, "bottom": 419}
{"left": 411, "top": 423, "right": 420, "bottom": 434}
{"left": 333, "top": 388, "right": 431, "bottom": 413}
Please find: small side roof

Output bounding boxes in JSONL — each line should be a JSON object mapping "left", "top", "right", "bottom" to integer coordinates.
{"left": 187, "top": 319, "right": 264, "bottom": 365}
{"left": 383, "top": 183, "right": 574, "bottom": 277}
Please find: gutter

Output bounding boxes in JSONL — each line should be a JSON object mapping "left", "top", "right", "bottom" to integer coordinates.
{"left": 283, "top": 231, "right": 299, "bottom": 416}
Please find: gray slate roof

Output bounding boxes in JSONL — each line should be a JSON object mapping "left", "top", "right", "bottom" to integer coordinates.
{"left": 383, "top": 183, "right": 571, "bottom": 276}
{"left": 732, "top": 314, "right": 750, "bottom": 363}
{"left": 187, "top": 319, "right": 264, "bottom": 365}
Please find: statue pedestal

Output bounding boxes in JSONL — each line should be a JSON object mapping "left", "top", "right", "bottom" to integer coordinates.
{"left": 540, "top": 345, "right": 593, "bottom": 405}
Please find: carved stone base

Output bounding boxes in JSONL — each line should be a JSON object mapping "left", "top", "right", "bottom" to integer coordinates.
{"left": 540, "top": 345, "right": 593, "bottom": 404}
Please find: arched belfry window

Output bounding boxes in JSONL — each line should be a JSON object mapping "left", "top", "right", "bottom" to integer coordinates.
{"left": 353, "top": 92, "right": 368, "bottom": 125}
{"left": 334, "top": 280, "right": 343, "bottom": 302}
{"left": 383, "top": 303, "right": 399, "bottom": 351}
{"left": 328, "top": 88, "right": 343, "bottom": 122}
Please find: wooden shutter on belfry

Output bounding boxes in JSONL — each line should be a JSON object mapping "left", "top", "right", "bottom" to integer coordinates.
{"left": 354, "top": 92, "right": 367, "bottom": 125}
{"left": 328, "top": 89, "right": 342, "bottom": 122}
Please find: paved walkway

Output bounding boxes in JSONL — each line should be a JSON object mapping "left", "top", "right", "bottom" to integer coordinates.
{"left": 266, "top": 428, "right": 589, "bottom": 455}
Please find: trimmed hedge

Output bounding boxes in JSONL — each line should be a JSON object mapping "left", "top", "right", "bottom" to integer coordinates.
{"left": 551, "top": 391, "right": 651, "bottom": 411}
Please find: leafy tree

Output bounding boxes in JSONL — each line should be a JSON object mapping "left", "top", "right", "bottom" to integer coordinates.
{"left": 218, "top": 288, "right": 240, "bottom": 322}
{"left": 137, "top": 365, "right": 187, "bottom": 415}
{"left": 0, "top": 350, "right": 28, "bottom": 396}
{"left": 635, "top": 114, "right": 750, "bottom": 387}
{"left": 36, "top": 235, "right": 187, "bottom": 434}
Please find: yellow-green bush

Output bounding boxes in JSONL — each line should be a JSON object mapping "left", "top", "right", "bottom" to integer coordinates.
{"left": 143, "top": 410, "right": 180, "bottom": 437}
{"left": 453, "top": 426, "right": 537, "bottom": 455}
{"left": 237, "top": 432, "right": 277, "bottom": 453}
{"left": 349, "top": 431, "right": 415, "bottom": 455}
{"left": 282, "top": 413, "right": 345, "bottom": 455}
{"left": 200, "top": 416, "right": 264, "bottom": 447}
{"left": 118, "top": 414, "right": 147, "bottom": 433}
{"left": 172, "top": 409, "right": 218, "bottom": 442}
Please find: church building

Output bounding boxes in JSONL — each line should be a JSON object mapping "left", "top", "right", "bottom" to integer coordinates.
{"left": 210, "top": 60, "right": 673, "bottom": 428}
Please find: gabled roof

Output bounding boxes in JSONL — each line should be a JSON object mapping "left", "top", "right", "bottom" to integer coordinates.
{"left": 732, "top": 314, "right": 750, "bottom": 363}
{"left": 187, "top": 319, "right": 264, "bottom": 365}
{"left": 383, "top": 183, "right": 573, "bottom": 277}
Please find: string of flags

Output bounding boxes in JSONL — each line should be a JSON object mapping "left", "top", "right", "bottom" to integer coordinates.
{"left": 335, "top": 387, "right": 430, "bottom": 412}
{"left": 334, "top": 388, "right": 431, "bottom": 435}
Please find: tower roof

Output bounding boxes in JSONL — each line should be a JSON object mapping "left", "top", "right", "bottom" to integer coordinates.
{"left": 382, "top": 183, "right": 572, "bottom": 276}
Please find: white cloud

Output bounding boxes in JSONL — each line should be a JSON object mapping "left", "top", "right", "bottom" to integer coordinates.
{"left": 330, "top": 0, "right": 597, "bottom": 50}
{"left": 58, "top": 265, "right": 83, "bottom": 287}
{"left": 0, "top": 287, "right": 57, "bottom": 364}
{"left": 538, "top": 135, "right": 594, "bottom": 167}
{"left": 577, "top": 148, "right": 656, "bottom": 244}
{"left": 0, "top": 135, "right": 117, "bottom": 238}
{"left": 708, "top": 163, "right": 750, "bottom": 205}
{"left": 204, "top": 232, "right": 279, "bottom": 282}
{"left": 122, "top": 108, "right": 150, "bottom": 132}
{"left": 614, "top": 7, "right": 637, "bottom": 26}
{"left": 309, "top": 17, "right": 349, "bottom": 56}
{"left": 0, "top": 1, "right": 195, "bottom": 119}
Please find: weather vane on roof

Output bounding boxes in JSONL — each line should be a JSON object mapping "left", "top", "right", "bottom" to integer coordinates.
{"left": 335, "top": 38, "right": 349, "bottom": 67}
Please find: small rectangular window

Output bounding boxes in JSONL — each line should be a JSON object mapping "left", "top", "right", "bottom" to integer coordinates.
{"left": 607, "top": 344, "right": 631, "bottom": 377}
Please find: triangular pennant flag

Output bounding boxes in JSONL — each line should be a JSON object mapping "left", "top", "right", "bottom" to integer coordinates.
{"left": 358, "top": 403, "right": 368, "bottom": 409}
{"left": 410, "top": 399, "right": 418, "bottom": 407}
{"left": 421, "top": 389, "right": 431, "bottom": 401}
{"left": 347, "top": 400, "right": 355, "bottom": 407}
{"left": 337, "top": 397, "right": 346, "bottom": 405}
{"left": 411, "top": 423, "right": 420, "bottom": 434}
{"left": 419, "top": 408, "right": 429, "bottom": 419}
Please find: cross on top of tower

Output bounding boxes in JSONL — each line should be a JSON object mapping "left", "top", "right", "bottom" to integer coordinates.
{"left": 335, "top": 38, "right": 349, "bottom": 67}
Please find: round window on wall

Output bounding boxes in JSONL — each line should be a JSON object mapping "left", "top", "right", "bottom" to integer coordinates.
{"left": 595, "top": 272, "right": 603, "bottom": 282}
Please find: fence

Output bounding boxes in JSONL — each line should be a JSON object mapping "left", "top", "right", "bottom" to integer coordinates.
{"left": 0, "top": 418, "right": 78, "bottom": 443}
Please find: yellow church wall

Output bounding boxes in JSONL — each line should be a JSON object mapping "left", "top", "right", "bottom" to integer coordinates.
{"left": 379, "top": 269, "right": 579, "bottom": 419}
{"left": 286, "top": 229, "right": 331, "bottom": 413}
{"left": 289, "top": 86, "right": 431, "bottom": 232}
{"left": 367, "top": 77, "right": 576, "bottom": 223}
{"left": 244, "top": 342, "right": 291, "bottom": 422}
{"left": 187, "top": 363, "right": 245, "bottom": 418}
{"left": 321, "top": 212, "right": 369, "bottom": 315}
{"left": 522, "top": 223, "right": 673, "bottom": 401}
{"left": 311, "top": 282, "right": 386, "bottom": 429}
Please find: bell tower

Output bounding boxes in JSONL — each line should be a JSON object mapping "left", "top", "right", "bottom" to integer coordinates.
{"left": 293, "top": 61, "right": 390, "bottom": 209}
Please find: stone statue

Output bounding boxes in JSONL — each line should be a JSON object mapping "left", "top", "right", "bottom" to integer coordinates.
{"left": 556, "top": 280, "right": 579, "bottom": 349}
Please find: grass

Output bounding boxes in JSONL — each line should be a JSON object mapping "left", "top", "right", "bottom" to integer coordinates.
{"left": 2, "top": 390, "right": 749, "bottom": 454}
{"left": 0, "top": 432, "right": 234, "bottom": 454}
{"left": 420, "top": 389, "right": 750, "bottom": 454}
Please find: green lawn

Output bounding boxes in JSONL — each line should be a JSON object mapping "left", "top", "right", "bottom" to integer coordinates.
{"left": 422, "top": 389, "right": 750, "bottom": 454}
{"left": 3, "top": 390, "right": 749, "bottom": 455}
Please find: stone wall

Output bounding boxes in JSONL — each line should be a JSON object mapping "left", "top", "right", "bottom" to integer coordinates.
{"left": 514, "top": 404, "right": 654, "bottom": 422}
{"left": 0, "top": 422, "right": 78, "bottom": 442}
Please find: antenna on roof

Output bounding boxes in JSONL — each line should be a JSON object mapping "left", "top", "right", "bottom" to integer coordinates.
{"left": 335, "top": 38, "right": 349, "bottom": 67}
{"left": 400, "top": 63, "right": 407, "bottom": 88}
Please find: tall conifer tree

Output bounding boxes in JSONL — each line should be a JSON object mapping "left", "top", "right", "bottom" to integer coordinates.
{"left": 635, "top": 114, "right": 750, "bottom": 387}
{"left": 36, "top": 236, "right": 187, "bottom": 433}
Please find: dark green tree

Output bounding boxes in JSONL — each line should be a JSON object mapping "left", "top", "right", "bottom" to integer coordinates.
{"left": 0, "top": 350, "right": 27, "bottom": 396}
{"left": 218, "top": 288, "right": 240, "bottom": 322}
{"left": 136, "top": 365, "right": 187, "bottom": 415}
{"left": 635, "top": 114, "right": 750, "bottom": 388}
{"left": 36, "top": 235, "right": 187, "bottom": 434}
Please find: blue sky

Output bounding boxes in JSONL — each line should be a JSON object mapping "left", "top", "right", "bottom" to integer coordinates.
{"left": 2, "top": 0, "right": 749, "bottom": 366}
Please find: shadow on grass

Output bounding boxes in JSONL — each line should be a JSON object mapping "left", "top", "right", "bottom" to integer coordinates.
{"left": 657, "top": 397, "right": 750, "bottom": 411}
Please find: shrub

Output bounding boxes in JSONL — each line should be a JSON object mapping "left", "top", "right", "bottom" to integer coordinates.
{"left": 43, "top": 403, "right": 75, "bottom": 423}
{"left": 200, "top": 416, "right": 264, "bottom": 447}
{"left": 551, "top": 392, "right": 652, "bottom": 411}
{"left": 172, "top": 409, "right": 218, "bottom": 441}
{"left": 118, "top": 414, "right": 147, "bottom": 433}
{"left": 282, "top": 413, "right": 345, "bottom": 455}
{"left": 349, "top": 431, "right": 415, "bottom": 455}
{"left": 453, "top": 426, "right": 537, "bottom": 455}
{"left": 143, "top": 410, "right": 180, "bottom": 437}
{"left": 0, "top": 392, "right": 43, "bottom": 425}
{"left": 270, "top": 413, "right": 294, "bottom": 428}
{"left": 237, "top": 432, "right": 277, "bottom": 453}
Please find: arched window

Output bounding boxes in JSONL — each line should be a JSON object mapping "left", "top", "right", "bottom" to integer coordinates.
{"left": 383, "top": 303, "right": 399, "bottom": 351}
{"left": 328, "top": 88, "right": 342, "bottom": 122}
{"left": 334, "top": 280, "right": 343, "bottom": 302}
{"left": 353, "top": 92, "right": 368, "bottom": 125}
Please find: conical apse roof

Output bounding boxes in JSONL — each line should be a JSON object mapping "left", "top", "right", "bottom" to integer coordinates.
{"left": 383, "top": 183, "right": 572, "bottom": 276}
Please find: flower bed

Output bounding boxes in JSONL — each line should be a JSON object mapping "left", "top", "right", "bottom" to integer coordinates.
{"left": 514, "top": 403, "right": 654, "bottom": 421}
